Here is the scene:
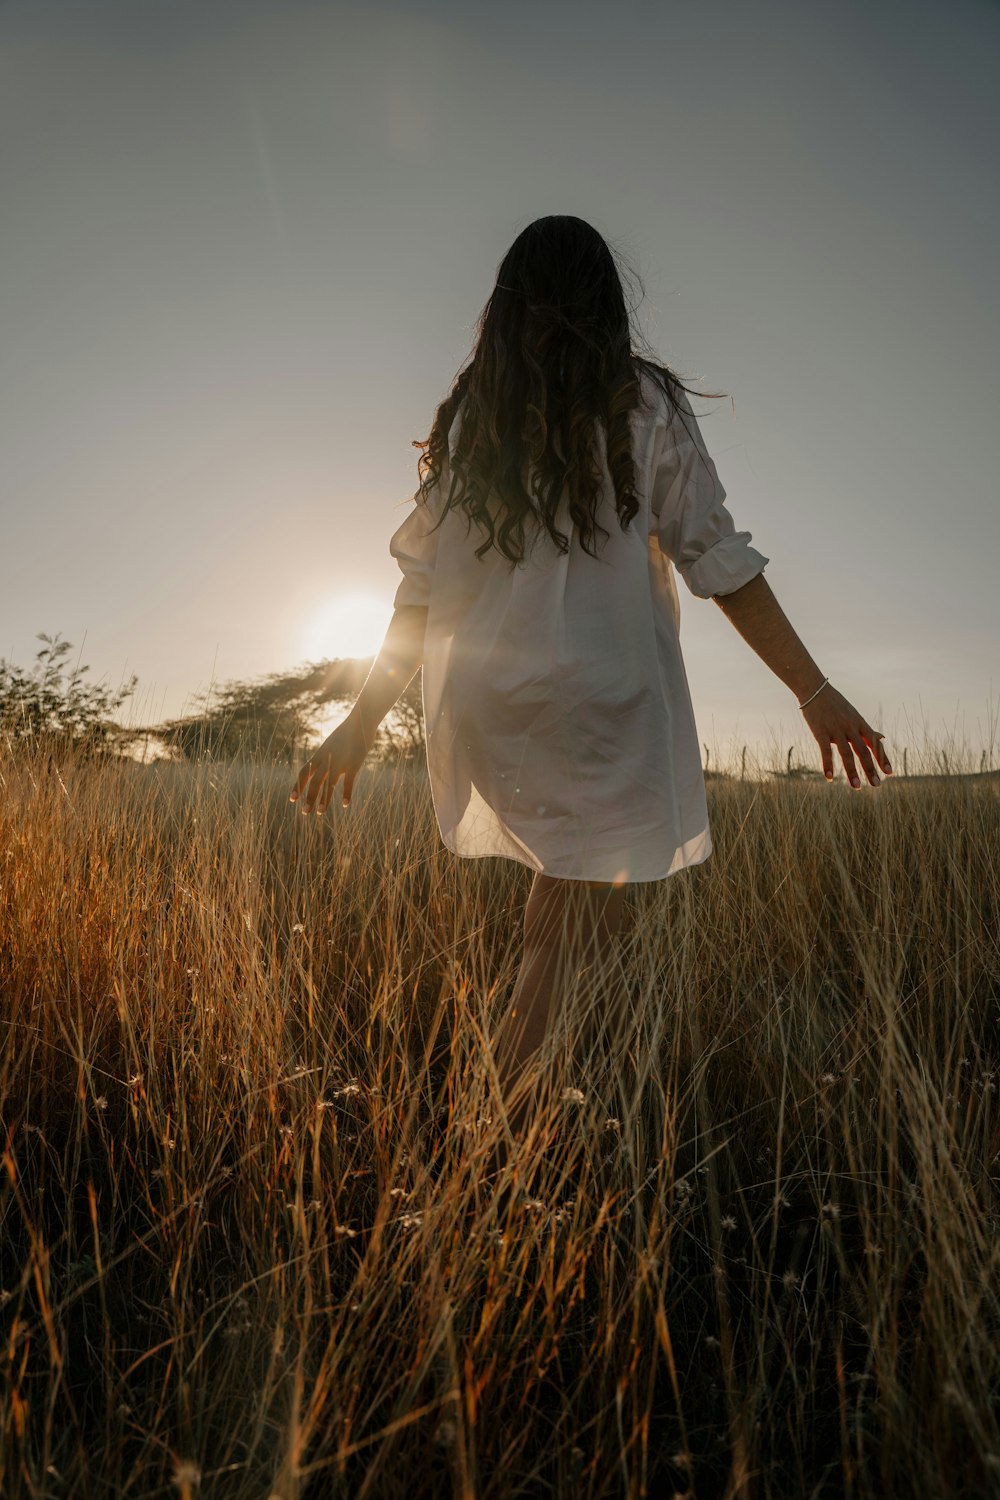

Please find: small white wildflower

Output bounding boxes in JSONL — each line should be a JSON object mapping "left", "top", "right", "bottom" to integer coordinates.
{"left": 604, "top": 1116, "right": 621, "bottom": 1132}
{"left": 821, "top": 1200, "right": 840, "bottom": 1221}
{"left": 171, "top": 1457, "right": 201, "bottom": 1487}
{"left": 524, "top": 1197, "right": 546, "bottom": 1212}
{"left": 186, "top": 967, "right": 199, "bottom": 977}
{"left": 820, "top": 1072, "right": 837, "bottom": 1085}
{"left": 333, "top": 1225, "right": 358, "bottom": 1238}
{"left": 291, "top": 923, "right": 305, "bottom": 934}
{"left": 333, "top": 1083, "right": 362, "bottom": 1098}
{"left": 316, "top": 1099, "right": 335, "bottom": 1110}
{"left": 704, "top": 1334, "right": 721, "bottom": 1350}
{"left": 94, "top": 1096, "right": 108, "bottom": 1110}
{"left": 783, "top": 1269, "right": 801, "bottom": 1289}
{"left": 128, "top": 1073, "right": 143, "bottom": 1088}
{"left": 720, "top": 1214, "right": 737, "bottom": 1231}
{"left": 389, "top": 1187, "right": 409, "bottom": 1198}
{"left": 561, "top": 1087, "right": 585, "bottom": 1105}
{"left": 279, "top": 1124, "right": 293, "bottom": 1139}
{"left": 396, "top": 1211, "right": 423, "bottom": 1230}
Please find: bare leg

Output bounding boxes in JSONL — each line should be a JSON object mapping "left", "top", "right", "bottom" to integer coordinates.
{"left": 489, "top": 873, "right": 627, "bottom": 1162}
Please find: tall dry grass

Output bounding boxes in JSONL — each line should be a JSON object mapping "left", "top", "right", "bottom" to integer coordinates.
{"left": 1, "top": 741, "right": 998, "bottom": 1498}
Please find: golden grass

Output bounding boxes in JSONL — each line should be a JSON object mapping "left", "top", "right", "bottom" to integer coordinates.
{"left": 1, "top": 743, "right": 999, "bottom": 1498}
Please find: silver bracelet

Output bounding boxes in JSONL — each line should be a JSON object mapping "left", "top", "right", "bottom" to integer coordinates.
{"left": 798, "top": 676, "right": 830, "bottom": 710}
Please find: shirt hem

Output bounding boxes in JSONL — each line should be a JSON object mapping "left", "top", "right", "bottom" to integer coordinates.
{"left": 436, "top": 829, "right": 714, "bottom": 884}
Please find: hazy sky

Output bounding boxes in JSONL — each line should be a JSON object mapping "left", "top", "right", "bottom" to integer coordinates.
{"left": 2, "top": 0, "right": 997, "bottom": 769}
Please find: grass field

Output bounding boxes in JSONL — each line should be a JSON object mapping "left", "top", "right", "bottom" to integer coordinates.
{"left": 1, "top": 743, "right": 998, "bottom": 1498}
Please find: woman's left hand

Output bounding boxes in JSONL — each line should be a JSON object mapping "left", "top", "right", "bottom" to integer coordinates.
{"left": 799, "top": 684, "right": 893, "bottom": 788}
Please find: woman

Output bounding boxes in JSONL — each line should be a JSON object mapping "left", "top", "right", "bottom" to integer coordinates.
{"left": 290, "top": 214, "right": 892, "bottom": 1164}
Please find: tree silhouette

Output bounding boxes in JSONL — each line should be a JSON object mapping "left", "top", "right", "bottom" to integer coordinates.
{"left": 128, "top": 656, "right": 425, "bottom": 765}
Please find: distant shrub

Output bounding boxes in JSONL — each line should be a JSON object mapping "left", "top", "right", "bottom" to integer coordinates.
{"left": 0, "top": 633, "right": 137, "bottom": 757}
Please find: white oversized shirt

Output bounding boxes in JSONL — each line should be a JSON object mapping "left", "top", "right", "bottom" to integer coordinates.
{"left": 388, "top": 367, "right": 768, "bottom": 883}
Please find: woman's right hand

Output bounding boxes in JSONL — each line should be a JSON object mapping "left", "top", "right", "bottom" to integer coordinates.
{"left": 289, "top": 711, "right": 374, "bottom": 815}
{"left": 800, "top": 683, "right": 893, "bottom": 788}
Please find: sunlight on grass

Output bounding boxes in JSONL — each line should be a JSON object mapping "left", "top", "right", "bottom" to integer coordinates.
{"left": 0, "top": 737, "right": 998, "bottom": 1495}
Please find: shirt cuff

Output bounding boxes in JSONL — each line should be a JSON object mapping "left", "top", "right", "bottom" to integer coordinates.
{"left": 677, "top": 533, "right": 769, "bottom": 599}
{"left": 388, "top": 501, "right": 438, "bottom": 609}
{"left": 391, "top": 575, "right": 432, "bottom": 609}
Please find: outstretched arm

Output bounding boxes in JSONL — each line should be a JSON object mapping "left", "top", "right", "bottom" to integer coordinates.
{"left": 349, "top": 604, "right": 429, "bottom": 747}
{"left": 289, "top": 604, "right": 428, "bottom": 815}
{"left": 712, "top": 573, "right": 892, "bottom": 788}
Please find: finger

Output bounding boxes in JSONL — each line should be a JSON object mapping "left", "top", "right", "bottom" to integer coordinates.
{"left": 291, "top": 769, "right": 314, "bottom": 806}
{"left": 862, "top": 726, "right": 893, "bottom": 775}
{"left": 817, "top": 736, "right": 834, "bottom": 782}
{"left": 302, "top": 766, "right": 328, "bottom": 814}
{"left": 342, "top": 769, "right": 354, "bottom": 807}
{"left": 850, "top": 729, "right": 880, "bottom": 786}
{"left": 836, "top": 736, "right": 861, "bottom": 789}
{"left": 316, "top": 768, "right": 342, "bottom": 816}
{"left": 290, "top": 761, "right": 315, "bottom": 802}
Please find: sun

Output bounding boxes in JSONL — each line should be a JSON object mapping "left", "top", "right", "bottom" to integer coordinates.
{"left": 302, "top": 590, "right": 393, "bottom": 663}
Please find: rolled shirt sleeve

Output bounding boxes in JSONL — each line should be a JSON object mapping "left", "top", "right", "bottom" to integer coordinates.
{"left": 388, "top": 486, "right": 443, "bottom": 610}
{"left": 650, "top": 391, "right": 768, "bottom": 599}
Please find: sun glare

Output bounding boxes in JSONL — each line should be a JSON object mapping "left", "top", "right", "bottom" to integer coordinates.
{"left": 302, "top": 591, "right": 393, "bottom": 663}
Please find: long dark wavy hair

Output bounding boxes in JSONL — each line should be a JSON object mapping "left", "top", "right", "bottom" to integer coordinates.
{"left": 410, "top": 215, "right": 728, "bottom": 567}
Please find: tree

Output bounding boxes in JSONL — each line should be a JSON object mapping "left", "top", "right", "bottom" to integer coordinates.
{"left": 128, "top": 657, "right": 426, "bottom": 765}
{"left": 0, "top": 634, "right": 138, "bottom": 756}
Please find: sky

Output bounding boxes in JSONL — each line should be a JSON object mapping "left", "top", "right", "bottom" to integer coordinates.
{"left": 2, "top": 0, "right": 998, "bottom": 772}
